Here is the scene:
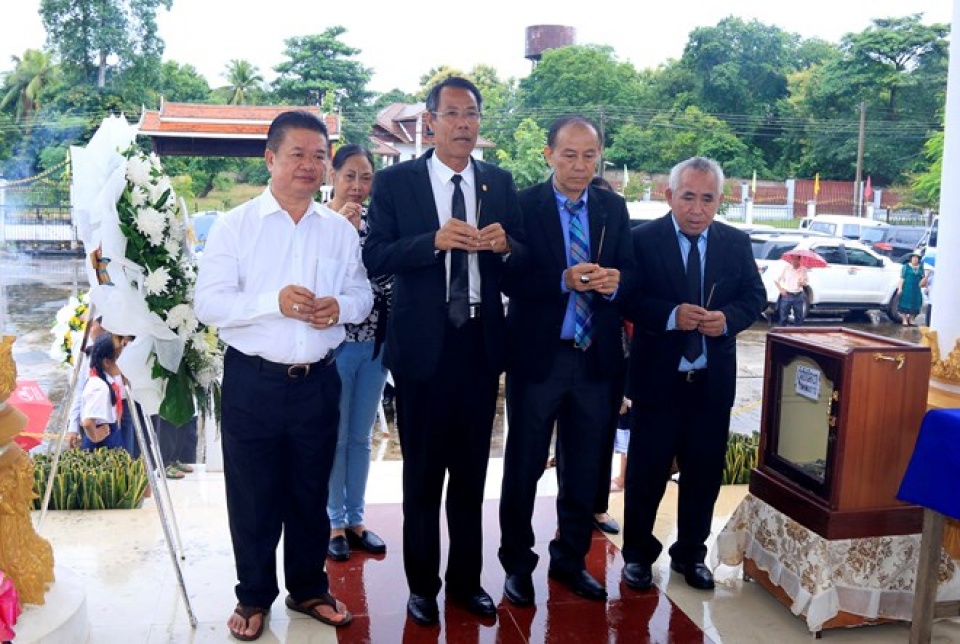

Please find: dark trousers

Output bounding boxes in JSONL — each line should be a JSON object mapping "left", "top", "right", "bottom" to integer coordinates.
{"left": 221, "top": 348, "right": 341, "bottom": 608}
{"left": 394, "top": 319, "right": 498, "bottom": 597}
{"left": 499, "top": 345, "right": 614, "bottom": 576}
{"left": 593, "top": 359, "right": 627, "bottom": 514}
{"left": 152, "top": 415, "right": 198, "bottom": 466}
{"left": 621, "top": 373, "right": 730, "bottom": 566}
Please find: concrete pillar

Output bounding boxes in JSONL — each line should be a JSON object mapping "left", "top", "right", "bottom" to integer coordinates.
{"left": 929, "top": 0, "right": 960, "bottom": 394}
{"left": 744, "top": 198, "right": 754, "bottom": 225}
{"left": 785, "top": 179, "right": 795, "bottom": 206}
{"left": 807, "top": 201, "right": 817, "bottom": 218}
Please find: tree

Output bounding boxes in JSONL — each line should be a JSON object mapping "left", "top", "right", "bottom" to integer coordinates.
{"left": 273, "top": 27, "right": 373, "bottom": 109}
{"left": 40, "top": 0, "right": 172, "bottom": 88}
{"left": 221, "top": 59, "right": 264, "bottom": 105}
{"left": 157, "top": 61, "right": 211, "bottom": 103}
{"left": 1, "top": 49, "right": 60, "bottom": 121}
{"left": 495, "top": 117, "right": 548, "bottom": 189}
{"left": 910, "top": 129, "right": 943, "bottom": 208}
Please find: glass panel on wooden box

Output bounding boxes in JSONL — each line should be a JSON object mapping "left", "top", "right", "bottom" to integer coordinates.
{"left": 775, "top": 356, "right": 833, "bottom": 483}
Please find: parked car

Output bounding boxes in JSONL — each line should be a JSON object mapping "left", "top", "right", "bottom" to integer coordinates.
{"left": 917, "top": 215, "right": 939, "bottom": 261}
{"left": 868, "top": 225, "right": 927, "bottom": 263}
{"left": 188, "top": 211, "right": 220, "bottom": 255}
{"left": 751, "top": 232, "right": 903, "bottom": 322}
{"left": 801, "top": 214, "right": 890, "bottom": 245}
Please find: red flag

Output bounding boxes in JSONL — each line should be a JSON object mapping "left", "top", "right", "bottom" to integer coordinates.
{"left": 864, "top": 175, "right": 873, "bottom": 200}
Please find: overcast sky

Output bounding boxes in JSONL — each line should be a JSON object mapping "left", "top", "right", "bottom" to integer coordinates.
{"left": 1, "top": 1, "right": 953, "bottom": 95}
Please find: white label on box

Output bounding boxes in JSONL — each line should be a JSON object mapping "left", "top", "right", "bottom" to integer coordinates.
{"left": 795, "top": 364, "right": 821, "bottom": 401}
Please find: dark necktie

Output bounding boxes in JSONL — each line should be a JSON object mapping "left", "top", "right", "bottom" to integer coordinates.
{"left": 565, "top": 199, "right": 593, "bottom": 350}
{"left": 448, "top": 175, "right": 469, "bottom": 327}
{"left": 683, "top": 232, "right": 703, "bottom": 362}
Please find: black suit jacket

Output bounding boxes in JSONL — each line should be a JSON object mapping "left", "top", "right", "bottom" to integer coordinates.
{"left": 624, "top": 214, "right": 765, "bottom": 409}
{"left": 502, "top": 181, "right": 635, "bottom": 382}
{"left": 363, "top": 149, "right": 523, "bottom": 381}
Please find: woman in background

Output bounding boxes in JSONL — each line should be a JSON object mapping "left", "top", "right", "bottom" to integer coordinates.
{"left": 897, "top": 251, "right": 925, "bottom": 326}
{"left": 326, "top": 144, "right": 393, "bottom": 561}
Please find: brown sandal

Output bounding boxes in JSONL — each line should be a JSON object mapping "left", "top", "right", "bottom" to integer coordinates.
{"left": 229, "top": 604, "right": 269, "bottom": 641}
{"left": 285, "top": 593, "right": 353, "bottom": 627}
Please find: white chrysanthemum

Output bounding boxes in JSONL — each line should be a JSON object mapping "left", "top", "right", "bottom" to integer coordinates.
{"left": 48, "top": 336, "right": 68, "bottom": 362}
{"left": 195, "top": 366, "right": 218, "bottom": 388}
{"left": 126, "top": 154, "right": 152, "bottom": 187}
{"left": 149, "top": 175, "right": 174, "bottom": 209}
{"left": 148, "top": 152, "right": 163, "bottom": 171}
{"left": 135, "top": 207, "right": 167, "bottom": 246}
{"left": 144, "top": 266, "right": 172, "bottom": 296}
{"left": 164, "top": 236, "right": 181, "bottom": 259}
{"left": 129, "top": 185, "right": 149, "bottom": 208}
{"left": 166, "top": 303, "right": 198, "bottom": 334}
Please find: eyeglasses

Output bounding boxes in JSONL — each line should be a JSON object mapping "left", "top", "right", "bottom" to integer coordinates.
{"left": 431, "top": 110, "right": 482, "bottom": 123}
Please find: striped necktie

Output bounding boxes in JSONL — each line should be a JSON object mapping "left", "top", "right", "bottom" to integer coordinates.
{"left": 565, "top": 199, "right": 593, "bottom": 350}
{"left": 682, "top": 232, "right": 703, "bottom": 362}
{"left": 448, "top": 175, "right": 469, "bottom": 327}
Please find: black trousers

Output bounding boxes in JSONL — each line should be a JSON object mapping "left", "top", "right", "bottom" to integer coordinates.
{"left": 152, "top": 415, "right": 198, "bottom": 466}
{"left": 621, "top": 373, "right": 730, "bottom": 566}
{"left": 593, "top": 358, "right": 627, "bottom": 514}
{"left": 221, "top": 348, "right": 341, "bottom": 608}
{"left": 499, "top": 345, "right": 615, "bottom": 576}
{"left": 394, "top": 318, "right": 499, "bottom": 597}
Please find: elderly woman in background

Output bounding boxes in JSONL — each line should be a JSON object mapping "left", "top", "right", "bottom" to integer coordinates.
{"left": 326, "top": 144, "right": 393, "bottom": 561}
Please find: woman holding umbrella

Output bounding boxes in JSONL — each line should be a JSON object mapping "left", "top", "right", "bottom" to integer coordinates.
{"left": 897, "top": 251, "right": 925, "bottom": 326}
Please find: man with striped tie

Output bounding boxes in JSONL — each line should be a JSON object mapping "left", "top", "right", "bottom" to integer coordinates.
{"left": 499, "top": 115, "right": 635, "bottom": 605}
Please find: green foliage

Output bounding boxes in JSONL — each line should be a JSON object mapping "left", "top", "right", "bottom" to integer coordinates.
{"left": 1, "top": 49, "right": 61, "bottom": 121}
{"left": 31, "top": 448, "right": 148, "bottom": 510}
{"left": 495, "top": 118, "right": 548, "bottom": 189}
{"left": 157, "top": 60, "right": 211, "bottom": 103}
{"left": 40, "top": 0, "right": 173, "bottom": 89}
{"left": 273, "top": 27, "right": 373, "bottom": 109}
{"left": 910, "top": 130, "right": 943, "bottom": 207}
{"left": 722, "top": 432, "right": 760, "bottom": 485}
{"left": 220, "top": 59, "right": 265, "bottom": 105}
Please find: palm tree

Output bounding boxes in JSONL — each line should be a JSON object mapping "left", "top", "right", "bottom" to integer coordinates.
{"left": 1, "top": 49, "right": 59, "bottom": 121}
{"left": 222, "top": 59, "right": 263, "bottom": 105}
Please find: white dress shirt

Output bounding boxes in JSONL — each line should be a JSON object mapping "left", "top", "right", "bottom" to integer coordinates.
{"left": 195, "top": 188, "right": 373, "bottom": 364}
{"left": 428, "top": 155, "right": 482, "bottom": 304}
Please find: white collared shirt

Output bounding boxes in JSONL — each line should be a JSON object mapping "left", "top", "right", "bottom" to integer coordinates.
{"left": 428, "top": 155, "right": 482, "bottom": 304}
{"left": 195, "top": 188, "right": 373, "bottom": 364}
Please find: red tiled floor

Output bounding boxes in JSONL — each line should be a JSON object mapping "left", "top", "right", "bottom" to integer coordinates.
{"left": 328, "top": 497, "right": 708, "bottom": 643}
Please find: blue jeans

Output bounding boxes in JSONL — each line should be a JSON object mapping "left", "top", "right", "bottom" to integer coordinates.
{"left": 778, "top": 292, "right": 806, "bottom": 325}
{"left": 327, "top": 340, "right": 388, "bottom": 529}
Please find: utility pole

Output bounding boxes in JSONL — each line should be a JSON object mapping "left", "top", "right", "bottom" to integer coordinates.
{"left": 853, "top": 101, "right": 866, "bottom": 217}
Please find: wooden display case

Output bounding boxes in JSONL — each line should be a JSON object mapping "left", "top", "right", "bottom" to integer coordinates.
{"left": 750, "top": 327, "right": 931, "bottom": 539}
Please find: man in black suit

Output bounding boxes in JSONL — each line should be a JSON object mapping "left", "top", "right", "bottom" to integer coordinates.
{"left": 363, "top": 77, "right": 523, "bottom": 626}
{"left": 498, "top": 115, "right": 634, "bottom": 605}
{"left": 620, "top": 157, "right": 765, "bottom": 592}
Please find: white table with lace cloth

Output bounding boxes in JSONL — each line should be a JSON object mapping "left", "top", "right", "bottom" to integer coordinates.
{"left": 711, "top": 493, "right": 960, "bottom": 633}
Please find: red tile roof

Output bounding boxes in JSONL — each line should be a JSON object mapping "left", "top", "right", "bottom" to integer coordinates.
{"left": 138, "top": 101, "right": 340, "bottom": 139}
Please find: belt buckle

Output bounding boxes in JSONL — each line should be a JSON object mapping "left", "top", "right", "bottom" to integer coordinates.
{"left": 469, "top": 303, "right": 481, "bottom": 319}
{"left": 287, "top": 364, "right": 310, "bottom": 379}
{"left": 686, "top": 370, "right": 697, "bottom": 383}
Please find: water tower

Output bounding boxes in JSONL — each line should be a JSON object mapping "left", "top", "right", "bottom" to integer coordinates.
{"left": 525, "top": 25, "right": 576, "bottom": 65}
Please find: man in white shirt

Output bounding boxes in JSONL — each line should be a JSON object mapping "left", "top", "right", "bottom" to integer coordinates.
{"left": 196, "top": 110, "right": 372, "bottom": 639}
{"left": 775, "top": 254, "right": 808, "bottom": 326}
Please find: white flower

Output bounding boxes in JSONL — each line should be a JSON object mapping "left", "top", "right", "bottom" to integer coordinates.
{"left": 55, "top": 297, "right": 80, "bottom": 325}
{"left": 135, "top": 207, "right": 167, "bottom": 246}
{"left": 148, "top": 152, "right": 163, "bottom": 171}
{"left": 149, "top": 176, "right": 174, "bottom": 209}
{"left": 129, "top": 185, "right": 149, "bottom": 208}
{"left": 166, "top": 303, "right": 198, "bottom": 335}
{"left": 164, "top": 236, "right": 181, "bottom": 260}
{"left": 144, "top": 266, "right": 172, "bottom": 296}
{"left": 126, "top": 154, "right": 152, "bottom": 186}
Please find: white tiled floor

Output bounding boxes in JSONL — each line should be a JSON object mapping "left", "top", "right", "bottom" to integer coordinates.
{"left": 19, "top": 460, "right": 960, "bottom": 643}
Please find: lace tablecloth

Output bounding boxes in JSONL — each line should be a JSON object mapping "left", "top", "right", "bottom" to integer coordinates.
{"left": 712, "top": 493, "right": 960, "bottom": 632}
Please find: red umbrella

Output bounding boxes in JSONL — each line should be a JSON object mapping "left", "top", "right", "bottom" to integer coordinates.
{"left": 782, "top": 248, "right": 828, "bottom": 269}
{"left": 7, "top": 380, "right": 54, "bottom": 451}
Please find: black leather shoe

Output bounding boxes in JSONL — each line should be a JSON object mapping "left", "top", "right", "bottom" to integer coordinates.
{"left": 593, "top": 515, "right": 620, "bottom": 535}
{"left": 622, "top": 563, "right": 653, "bottom": 590}
{"left": 448, "top": 588, "right": 496, "bottom": 618}
{"left": 406, "top": 594, "right": 439, "bottom": 625}
{"left": 346, "top": 528, "right": 387, "bottom": 554}
{"left": 503, "top": 573, "right": 534, "bottom": 606}
{"left": 327, "top": 535, "right": 349, "bottom": 561}
{"left": 670, "top": 560, "right": 715, "bottom": 590}
{"left": 548, "top": 568, "right": 607, "bottom": 601}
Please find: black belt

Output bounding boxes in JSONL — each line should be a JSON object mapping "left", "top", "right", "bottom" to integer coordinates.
{"left": 227, "top": 346, "right": 334, "bottom": 379}
{"left": 679, "top": 369, "right": 706, "bottom": 384}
